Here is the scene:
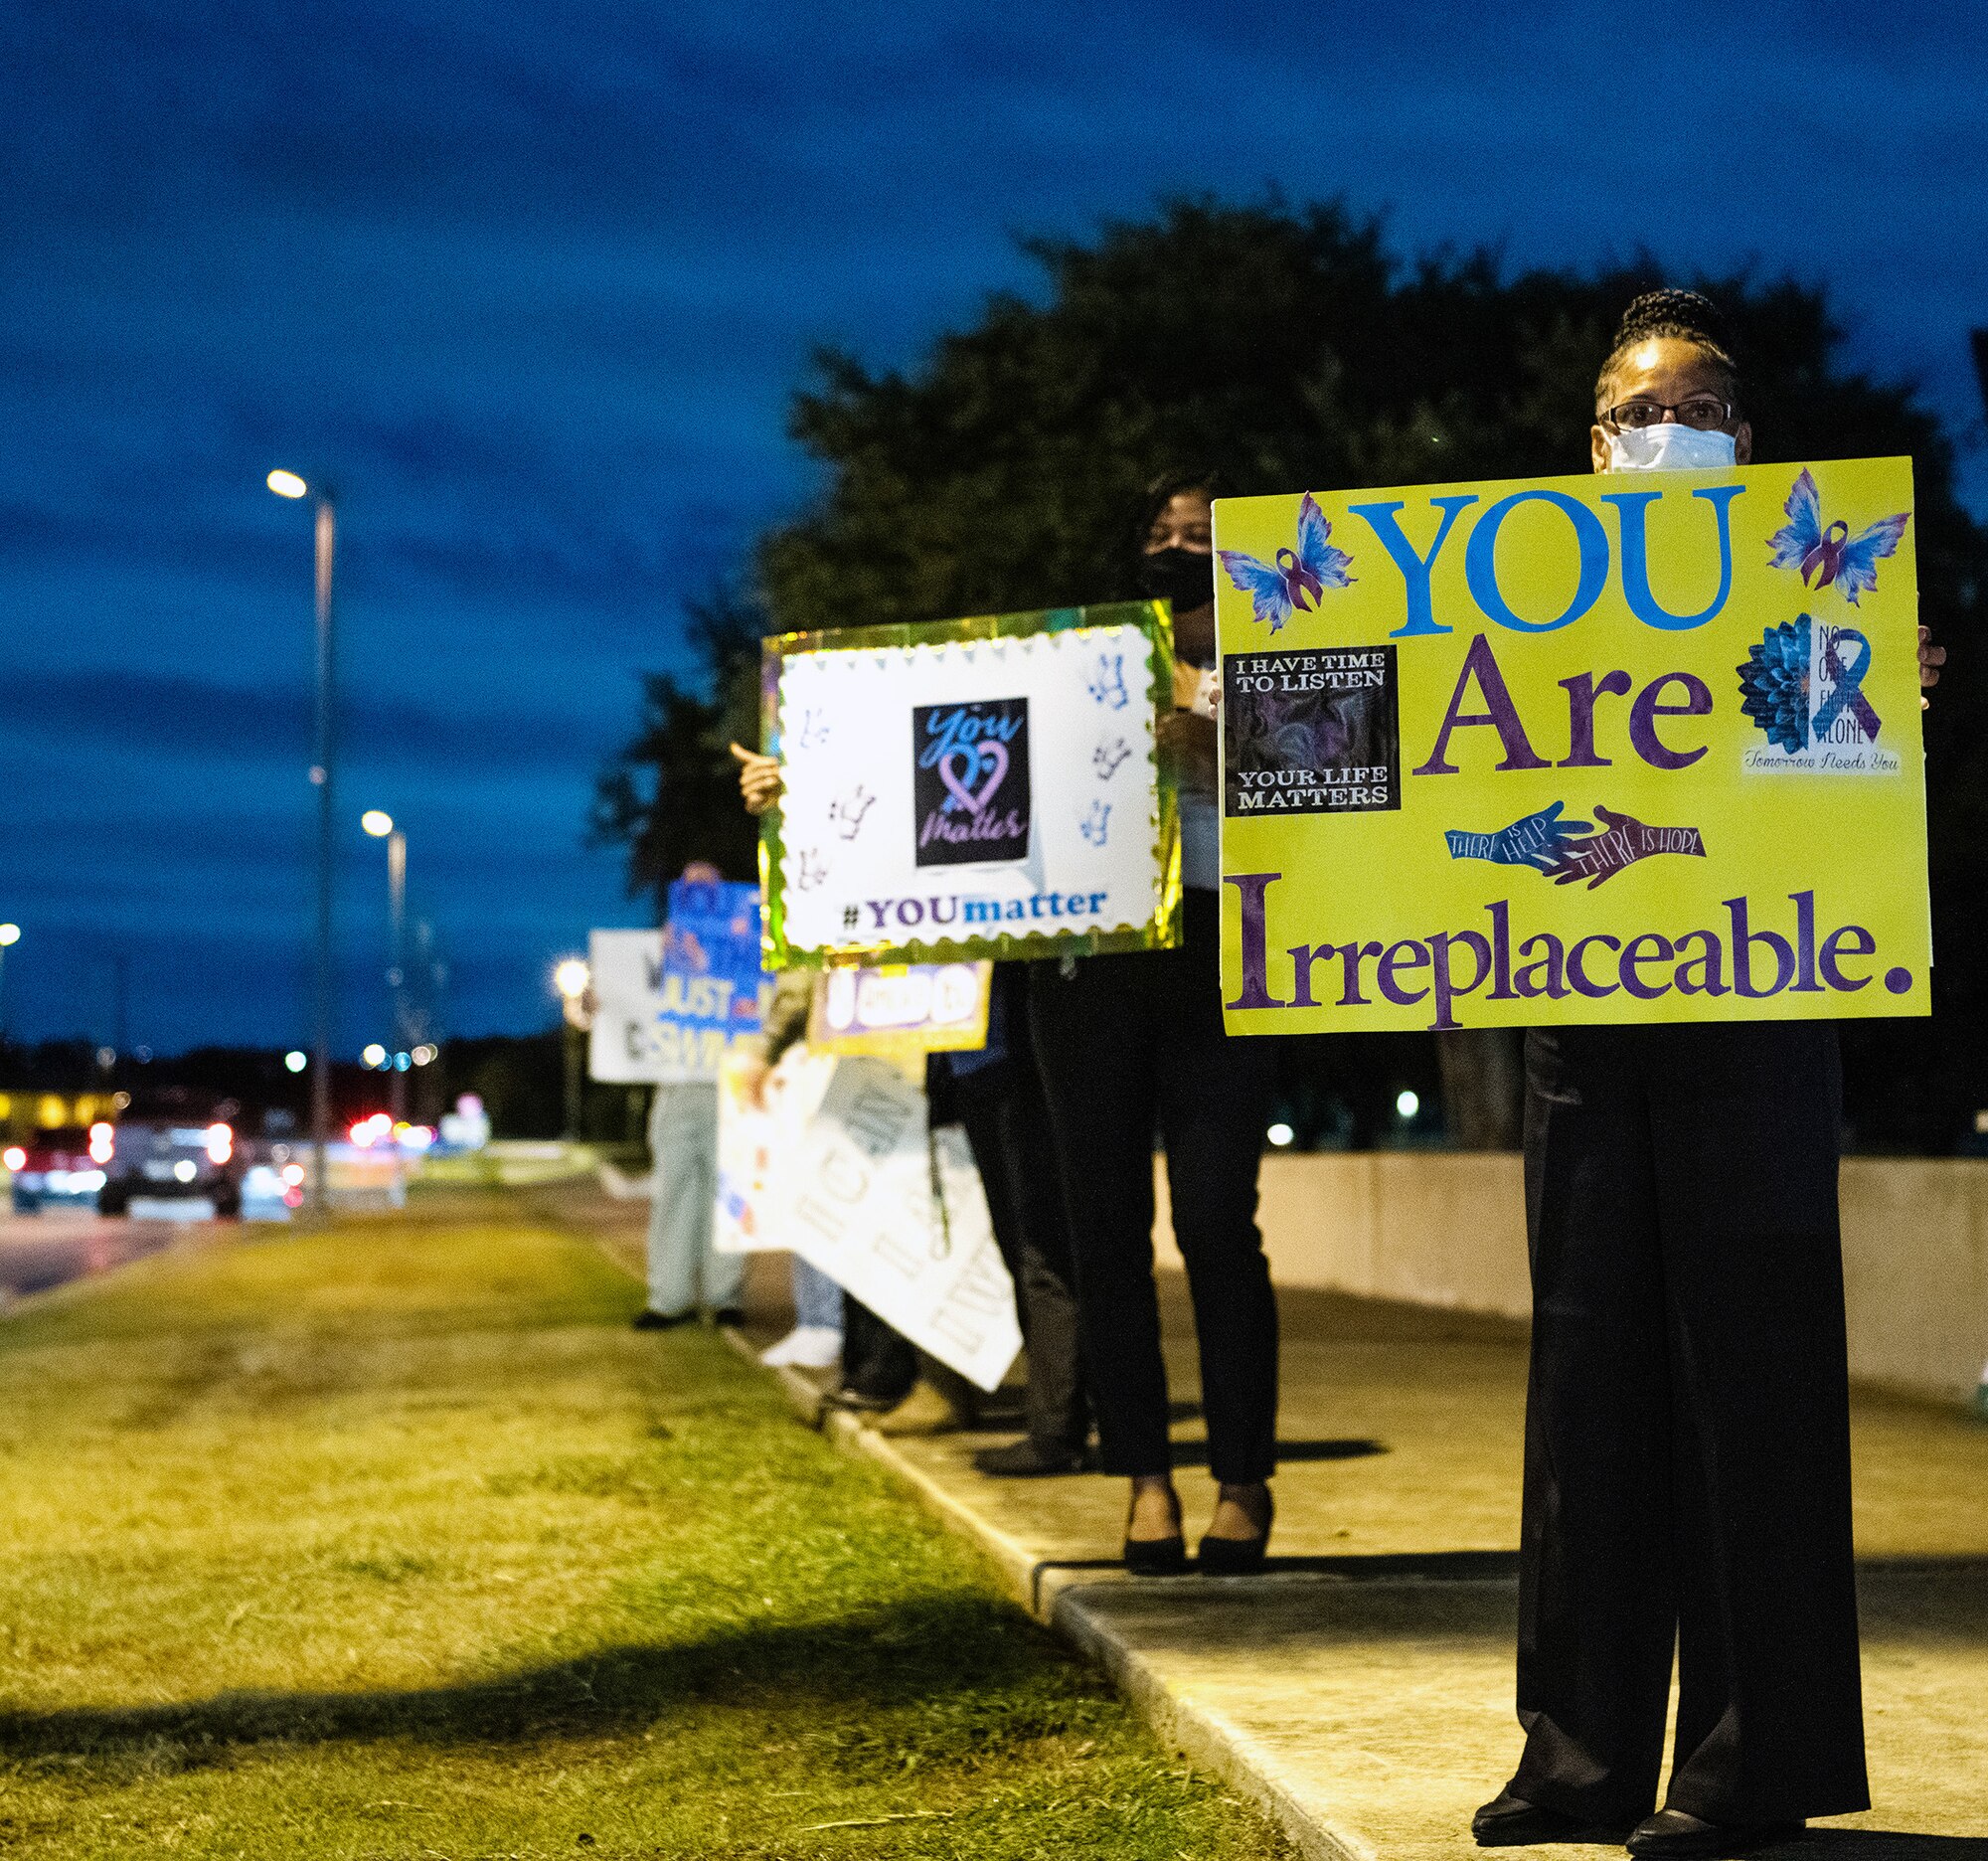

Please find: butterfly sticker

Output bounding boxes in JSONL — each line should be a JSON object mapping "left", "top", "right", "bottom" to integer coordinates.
{"left": 1218, "top": 492, "right": 1355, "bottom": 633}
{"left": 1766, "top": 469, "right": 1909, "bottom": 606}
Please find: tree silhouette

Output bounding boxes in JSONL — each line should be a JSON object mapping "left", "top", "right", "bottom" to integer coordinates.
{"left": 588, "top": 589, "right": 764, "bottom": 915}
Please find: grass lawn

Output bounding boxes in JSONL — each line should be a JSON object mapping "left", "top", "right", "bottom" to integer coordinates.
{"left": 0, "top": 1192, "right": 1292, "bottom": 1860}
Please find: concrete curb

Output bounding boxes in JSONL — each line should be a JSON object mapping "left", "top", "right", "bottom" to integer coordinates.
{"left": 719, "top": 1326, "right": 1370, "bottom": 1861}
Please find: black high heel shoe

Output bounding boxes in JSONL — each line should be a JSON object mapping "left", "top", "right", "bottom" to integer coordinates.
{"left": 1197, "top": 1489, "right": 1274, "bottom": 1575}
{"left": 1123, "top": 1532, "right": 1189, "bottom": 1576}
{"left": 1123, "top": 1488, "right": 1188, "bottom": 1576}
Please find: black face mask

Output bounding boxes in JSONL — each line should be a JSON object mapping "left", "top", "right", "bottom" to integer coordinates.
{"left": 1137, "top": 546, "right": 1215, "bottom": 616}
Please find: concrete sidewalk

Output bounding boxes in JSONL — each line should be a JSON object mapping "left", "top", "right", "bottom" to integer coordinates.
{"left": 780, "top": 1280, "right": 1988, "bottom": 1861}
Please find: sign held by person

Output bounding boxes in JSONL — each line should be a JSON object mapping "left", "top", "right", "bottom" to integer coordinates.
{"left": 1216, "top": 459, "right": 1928, "bottom": 1032}
{"left": 760, "top": 602, "right": 1181, "bottom": 966}
{"left": 714, "top": 1049, "right": 1022, "bottom": 1391}
{"left": 587, "top": 879, "right": 767, "bottom": 1083}
{"left": 807, "top": 960, "right": 992, "bottom": 1058}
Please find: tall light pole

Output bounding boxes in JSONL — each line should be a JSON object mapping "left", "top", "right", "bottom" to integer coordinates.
{"left": 0, "top": 922, "right": 19, "bottom": 1049}
{"left": 361, "top": 810, "right": 408, "bottom": 1127}
{"left": 555, "top": 957, "right": 591, "bottom": 1141}
{"left": 269, "top": 468, "right": 336, "bottom": 1216}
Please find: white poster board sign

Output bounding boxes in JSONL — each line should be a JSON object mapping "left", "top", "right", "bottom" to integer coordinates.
{"left": 762, "top": 603, "right": 1179, "bottom": 966}
{"left": 587, "top": 930, "right": 667, "bottom": 1084}
{"left": 717, "top": 1050, "right": 1021, "bottom": 1391}
{"left": 714, "top": 1047, "right": 827, "bottom": 1254}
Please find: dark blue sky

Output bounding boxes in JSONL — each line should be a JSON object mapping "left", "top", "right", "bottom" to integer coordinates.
{"left": 3, "top": 0, "right": 1983, "bottom": 1053}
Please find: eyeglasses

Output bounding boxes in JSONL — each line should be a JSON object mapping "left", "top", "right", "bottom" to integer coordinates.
{"left": 1599, "top": 396, "right": 1738, "bottom": 431}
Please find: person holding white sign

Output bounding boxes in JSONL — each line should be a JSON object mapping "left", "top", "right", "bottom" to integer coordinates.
{"left": 1029, "top": 477, "right": 1280, "bottom": 1575}
{"left": 735, "top": 741, "right": 1088, "bottom": 1449}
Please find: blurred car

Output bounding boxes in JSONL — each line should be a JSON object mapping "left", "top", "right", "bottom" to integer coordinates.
{"left": 97, "top": 1089, "right": 245, "bottom": 1218}
{"left": 6, "top": 1126, "right": 109, "bottom": 1213}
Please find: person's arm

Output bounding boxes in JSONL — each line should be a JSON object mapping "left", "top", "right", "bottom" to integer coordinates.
{"left": 733, "top": 968, "right": 815, "bottom": 1106}
{"left": 1156, "top": 658, "right": 1219, "bottom": 789}
{"left": 730, "top": 743, "right": 783, "bottom": 814}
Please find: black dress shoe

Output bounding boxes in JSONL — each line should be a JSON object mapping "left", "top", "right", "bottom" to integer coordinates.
{"left": 972, "top": 1438, "right": 1088, "bottom": 1477}
{"left": 631, "top": 1309, "right": 695, "bottom": 1331}
{"left": 711, "top": 1307, "right": 746, "bottom": 1328}
{"left": 1122, "top": 1533, "right": 1189, "bottom": 1576}
{"left": 1472, "top": 1789, "right": 1607, "bottom": 1847}
{"left": 1626, "top": 1810, "right": 1803, "bottom": 1857}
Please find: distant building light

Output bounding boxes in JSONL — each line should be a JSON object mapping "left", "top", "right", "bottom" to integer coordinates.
{"left": 1396, "top": 1090, "right": 1420, "bottom": 1120}
{"left": 361, "top": 1043, "right": 388, "bottom": 1069}
{"left": 2, "top": 1146, "right": 24, "bottom": 1173}
{"left": 284, "top": 1050, "right": 308, "bottom": 1074}
{"left": 1266, "top": 1122, "right": 1295, "bottom": 1148}
{"left": 173, "top": 1159, "right": 198, "bottom": 1183}
{"left": 394, "top": 1052, "right": 411, "bottom": 1072}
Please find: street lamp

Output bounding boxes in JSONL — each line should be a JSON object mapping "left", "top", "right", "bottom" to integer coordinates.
{"left": 362, "top": 809, "right": 409, "bottom": 1128}
{"left": 269, "top": 468, "right": 337, "bottom": 1216}
{"left": 554, "top": 957, "right": 591, "bottom": 1141}
{"left": 0, "top": 922, "right": 18, "bottom": 1048}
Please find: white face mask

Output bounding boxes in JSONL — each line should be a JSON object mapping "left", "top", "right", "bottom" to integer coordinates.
{"left": 1604, "top": 423, "right": 1739, "bottom": 471}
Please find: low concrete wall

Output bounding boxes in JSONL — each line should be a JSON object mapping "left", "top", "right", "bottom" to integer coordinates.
{"left": 1155, "top": 1152, "right": 1988, "bottom": 1406}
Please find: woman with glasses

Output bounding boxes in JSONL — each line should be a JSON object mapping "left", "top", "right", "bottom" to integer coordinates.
{"left": 1473, "top": 290, "right": 1941, "bottom": 1860}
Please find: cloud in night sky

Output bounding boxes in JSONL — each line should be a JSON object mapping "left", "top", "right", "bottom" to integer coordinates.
{"left": 2, "top": 0, "right": 1982, "bottom": 1051}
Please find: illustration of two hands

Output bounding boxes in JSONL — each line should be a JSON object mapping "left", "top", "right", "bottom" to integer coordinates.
{"left": 1481, "top": 802, "right": 1645, "bottom": 890}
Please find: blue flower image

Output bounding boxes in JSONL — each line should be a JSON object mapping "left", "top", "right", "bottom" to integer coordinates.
{"left": 1738, "top": 616, "right": 1812, "bottom": 754}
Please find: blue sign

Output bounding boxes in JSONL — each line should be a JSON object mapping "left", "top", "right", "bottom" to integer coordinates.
{"left": 657, "top": 880, "right": 767, "bottom": 1078}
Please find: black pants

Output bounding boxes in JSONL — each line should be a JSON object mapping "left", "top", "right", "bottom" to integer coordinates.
{"left": 1513, "top": 1021, "right": 1868, "bottom": 1826}
{"left": 1028, "top": 889, "right": 1278, "bottom": 1484}
{"left": 841, "top": 1295, "right": 916, "bottom": 1404}
{"left": 941, "top": 997, "right": 1090, "bottom": 1451}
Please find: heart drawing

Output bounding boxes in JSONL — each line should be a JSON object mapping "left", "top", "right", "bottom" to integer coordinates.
{"left": 936, "top": 740, "right": 1009, "bottom": 814}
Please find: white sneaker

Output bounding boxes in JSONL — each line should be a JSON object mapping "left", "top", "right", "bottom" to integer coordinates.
{"left": 760, "top": 1325, "right": 844, "bottom": 1370}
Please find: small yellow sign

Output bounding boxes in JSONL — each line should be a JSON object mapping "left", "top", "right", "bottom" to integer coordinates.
{"left": 1215, "top": 458, "right": 1928, "bottom": 1033}
{"left": 806, "top": 960, "right": 993, "bottom": 1058}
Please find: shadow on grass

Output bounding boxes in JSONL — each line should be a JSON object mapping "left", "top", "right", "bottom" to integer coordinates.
{"left": 0, "top": 1592, "right": 1067, "bottom": 1768}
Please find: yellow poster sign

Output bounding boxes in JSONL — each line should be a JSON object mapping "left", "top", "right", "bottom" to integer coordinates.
{"left": 1214, "top": 458, "right": 1928, "bottom": 1033}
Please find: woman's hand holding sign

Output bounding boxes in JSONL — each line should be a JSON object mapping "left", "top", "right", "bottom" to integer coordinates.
{"left": 731, "top": 743, "right": 784, "bottom": 815}
{"left": 1919, "top": 625, "right": 1944, "bottom": 708}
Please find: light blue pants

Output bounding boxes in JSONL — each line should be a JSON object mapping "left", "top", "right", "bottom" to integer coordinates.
{"left": 790, "top": 1256, "right": 843, "bottom": 1331}
{"left": 645, "top": 1082, "right": 742, "bottom": 1316}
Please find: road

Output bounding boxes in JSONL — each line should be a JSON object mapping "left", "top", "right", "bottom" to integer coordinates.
{"left": 0, "top": 1211, "right": 192, "bottom": 1300}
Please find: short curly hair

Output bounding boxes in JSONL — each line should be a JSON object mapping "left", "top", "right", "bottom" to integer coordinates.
{"left": 1595, "top": 288, "right": 1740, "bottom": 414}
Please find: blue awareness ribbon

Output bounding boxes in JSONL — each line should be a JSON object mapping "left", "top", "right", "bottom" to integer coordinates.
{"left": 1812, "top": 628, "right": 1881, "bottom": 741}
